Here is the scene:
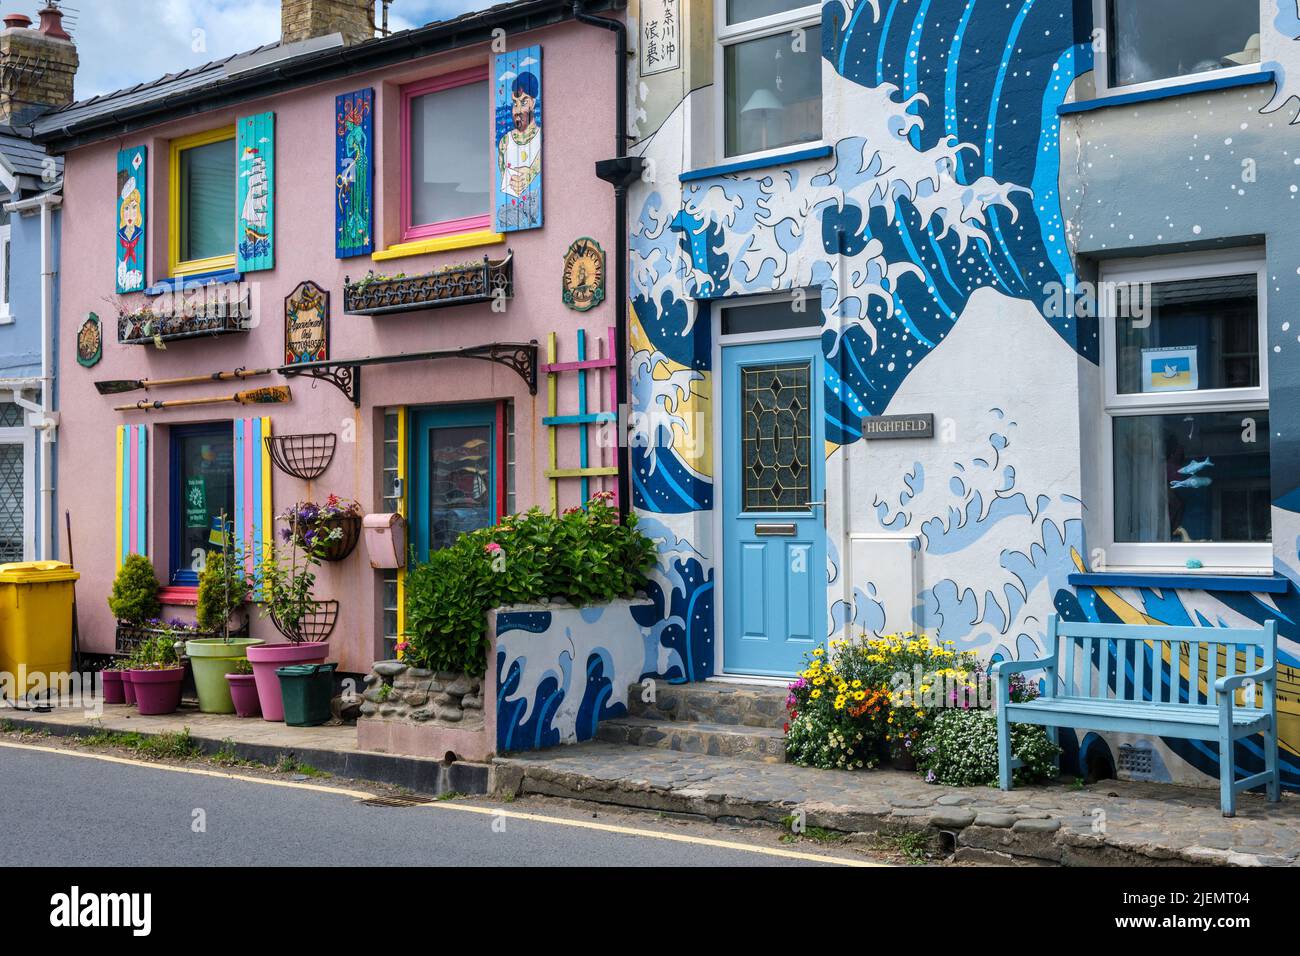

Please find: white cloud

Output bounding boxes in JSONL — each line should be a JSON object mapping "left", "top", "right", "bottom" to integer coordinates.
{"left": 68, "top": 0, "right": 492, "bottom": 100}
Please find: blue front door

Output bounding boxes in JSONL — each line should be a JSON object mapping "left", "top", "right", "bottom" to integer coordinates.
{"left": 411, "top": 404, "right": 499, "bottom": 561}
{"left": 721, "top": 339, "right": 825, "bottom": 677}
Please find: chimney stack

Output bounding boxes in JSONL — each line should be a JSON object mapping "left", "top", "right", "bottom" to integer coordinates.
{"left": 281, "top": 0, "right": 376, "bottom": 46}
{"left": 0, "top": 3, "right": 78, "bottom": 124}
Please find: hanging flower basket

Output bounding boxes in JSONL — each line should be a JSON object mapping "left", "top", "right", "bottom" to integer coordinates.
{"left": 314, "top": 513, "right": 362, "bottom": 562}
{"left": 270, "top": 600, "right": 339, "bottom": 644}
{"left": 279, "top": 497, "right": 363, "bottom": 562}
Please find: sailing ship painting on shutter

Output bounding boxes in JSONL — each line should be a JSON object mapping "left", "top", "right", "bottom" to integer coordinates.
{"left": 233, "top": 417, "right": 273, "bottom": 594}
{"left": 116, "top": 147, "right": 147, "bottom": 293}
{"left": 493, "top": 46, "right": 543, "bottom": 232}
{"left": 114, "top": 424, "right": 148, "bottom": 567}
{"left": 336, "top": 89, "right": 374, "bottom": 258}
{"left": 237, "top": 112, "right": 275, "bottom": 272}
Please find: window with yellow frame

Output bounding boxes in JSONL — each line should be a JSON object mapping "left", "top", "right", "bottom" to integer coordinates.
{"left": 168, "top": 127, "right": 237, "bottom": 277}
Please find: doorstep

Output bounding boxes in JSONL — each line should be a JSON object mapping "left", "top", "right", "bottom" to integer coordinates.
{"left": 493, "top": 741, "right": 1300, "bottom": 867}
{"left": 0, "top": 702, "right": 490, "bottom": 797}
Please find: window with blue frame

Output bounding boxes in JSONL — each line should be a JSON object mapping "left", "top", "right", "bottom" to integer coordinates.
{"left": 411, "top": 404, "right": 502, "bottom": 561}
{"left": 169, "top": 423, "right": 235, "bottom": 585}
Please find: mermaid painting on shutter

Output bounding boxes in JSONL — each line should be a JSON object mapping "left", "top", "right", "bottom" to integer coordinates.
{"left": 335, "top": 90, "right": 373, "bottom": 256}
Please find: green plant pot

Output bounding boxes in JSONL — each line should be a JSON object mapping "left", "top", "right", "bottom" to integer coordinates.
{"left": 185, "top": 638, "right": 264, "bottom": 713}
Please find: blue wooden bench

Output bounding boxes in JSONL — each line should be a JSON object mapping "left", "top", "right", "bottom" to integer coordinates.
{"left": 994, "top": 614, "right": 1280, "bottom": 816}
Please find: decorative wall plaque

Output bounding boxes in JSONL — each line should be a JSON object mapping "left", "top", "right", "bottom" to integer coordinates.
{"left": 861, "top": 413, "right": 935, "bottom": 440}
{"left": 76, "top": 313, "right": 103, "bottom": 368}
{"left": 561, "top": 238, "right": 605, "bottom": 312}
{"left": 284, "top": 280, "right": 330, "bottom": 366}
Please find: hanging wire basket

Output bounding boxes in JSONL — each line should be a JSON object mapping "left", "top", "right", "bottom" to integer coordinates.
{"left": 270, "top": 600, "right": 339, "bottom": 644}
{"left": 265, "top": 433, "right": 337, "bottom": 481}
{"left": 290, "top": 513, "right": 362, "bottom": 562}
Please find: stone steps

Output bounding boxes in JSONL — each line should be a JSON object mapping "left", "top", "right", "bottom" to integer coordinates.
{"left": 626, "top": 681, "right": 789, "bottom": 730}
{"left": 600, "top": 681, "right": 790, "bottom": 763}
{"left": 596, "top": 716, "right": 787, "bottom": 763}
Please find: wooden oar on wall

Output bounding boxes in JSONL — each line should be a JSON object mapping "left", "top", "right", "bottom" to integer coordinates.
{"left": 115, "top": 386, "right": 292, "bottom": 413}
{"left": 95, "top": 367, "right": 275, "bottom": 395}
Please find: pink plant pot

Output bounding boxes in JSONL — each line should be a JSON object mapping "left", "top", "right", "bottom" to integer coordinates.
{"left": 247, "top": 643, "right": 329, "bottom": 722}
{"left": 225, "top": 673, "right": 262, "bottom": 718}
{"left": 128, "top": 668, "right": 185, "bottom": 716}
{"left": 101, "top": 670, "right": 126, "bottom": 705}
{"left": 122, "top": 670, "right": 137, "bottom": 706}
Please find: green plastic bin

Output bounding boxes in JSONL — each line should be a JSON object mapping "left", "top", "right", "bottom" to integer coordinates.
{"left": 275, "top": 662, "right": 338, "bottom": 727}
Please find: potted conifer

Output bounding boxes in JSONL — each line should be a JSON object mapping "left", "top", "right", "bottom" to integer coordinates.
{"left": 184, "top": 515, "right": 262, "bottom": 713}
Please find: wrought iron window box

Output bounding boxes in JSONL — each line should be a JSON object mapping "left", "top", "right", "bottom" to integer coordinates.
{"left": 118, "top": 308, "right": 252, "bottom": 345}
{"left": 343, "top": 253, "right": 513, "bottom": 316}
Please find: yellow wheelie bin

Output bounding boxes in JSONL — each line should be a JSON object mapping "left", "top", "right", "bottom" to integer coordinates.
{"left": 0, "top": 561, "right": 80, "bottom": 698}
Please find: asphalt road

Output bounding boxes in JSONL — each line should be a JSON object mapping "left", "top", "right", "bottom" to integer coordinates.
{"left": 0, "top": 742, "right": 858, "bottom": 867}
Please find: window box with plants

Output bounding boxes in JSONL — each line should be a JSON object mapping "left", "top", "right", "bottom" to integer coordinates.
{"left": 342, "top": 253, "right": 513, "bottom": 316}
{"left": 115, "top": 294, "right": 252, "bottom": 346}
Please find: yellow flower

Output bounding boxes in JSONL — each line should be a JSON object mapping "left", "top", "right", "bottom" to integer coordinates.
{"left": 813, "top": 648, "right": 825, "bottom": 657}
{"left": 811, "top": 689, "right": 821, "bottom": 699}
{"left": 851, "top": 679, "right": 862, "bottom": 688}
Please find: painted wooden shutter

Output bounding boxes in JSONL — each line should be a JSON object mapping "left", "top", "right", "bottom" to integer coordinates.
{"left": 335, "top": 88, "right": 374, "bottom": 258}
{"left": 493, "top": 45, "right": 543, "bottom": 233}
{"left": 233, "top": 417, "right": 273, "bottom": 594}
{"left": 236, "top": 112, "right": 275, "bottom": 272}
{"left": 115, "top": 146, "right": 147, "bottom": 293}
{"left": 114, "top": 424, "right": 148, "bottom": 567}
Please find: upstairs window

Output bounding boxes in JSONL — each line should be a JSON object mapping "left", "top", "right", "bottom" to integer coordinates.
{"left": 169, "top": 127, "right": 237, "bottom": 277}
{"left": 1102, "top": 0, "right": 1259, "bottom": 91}
{"left": 1100, "top": 252, "right": 1270, "bottom": 572}
{"left": 401, "top": 67, "right": 492, "bottom": 241}
{"left": 718, "top": 0, "right": 822, "bottom": 159}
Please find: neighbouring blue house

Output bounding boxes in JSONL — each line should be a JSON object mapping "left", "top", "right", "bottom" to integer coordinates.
{"left": 0, "top": 6, "right": 78, "bottom": 562}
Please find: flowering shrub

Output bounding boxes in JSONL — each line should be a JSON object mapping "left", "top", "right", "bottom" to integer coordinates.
{"left": 916, "top": 708, "right": 1060, "bottom": 787}
{"left": 403, "top": 494, "right": 657, "bottom": 677}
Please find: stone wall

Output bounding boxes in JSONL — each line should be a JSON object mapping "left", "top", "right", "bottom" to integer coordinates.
{"left": 281, "top": 0, "right": 375, "bottom": 46}
{"left": 361, "top": 661, "right": 484, "bottom": 728}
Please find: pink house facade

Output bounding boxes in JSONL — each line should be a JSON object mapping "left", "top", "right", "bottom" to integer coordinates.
{"left": 35, "top": 0, "right": 622, "bottom": 677}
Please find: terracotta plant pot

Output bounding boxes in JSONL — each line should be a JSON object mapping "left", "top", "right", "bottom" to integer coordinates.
{"left": 246, "top": 642, "right": 329, "bottom": 722}
{"left": 129, "top": 668, "right": 185, "bottom": 716}
{"left": 122, "top": 670, "right": 137, "bottom": 706}
{"left": 225, "top": 673, "right": 262, "bottom": 718}
{"left": 101, "top": 670, "right": 126, "bottom": 705}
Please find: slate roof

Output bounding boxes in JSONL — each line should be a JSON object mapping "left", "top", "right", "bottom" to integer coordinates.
{"left": 32, "top": 0, "right": 616, "bottom": 152}
{"left": 0, "top": 124, "right": 62, "bottom": 195}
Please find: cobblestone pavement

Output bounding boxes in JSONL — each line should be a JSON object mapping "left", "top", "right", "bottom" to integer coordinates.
{"left": 496, "top": 742, "right": 1300, "bottom": 866}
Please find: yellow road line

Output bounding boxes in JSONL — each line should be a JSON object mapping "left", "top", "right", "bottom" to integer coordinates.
{"left": 0, "top": 739, "right": 881, "bottom": 867}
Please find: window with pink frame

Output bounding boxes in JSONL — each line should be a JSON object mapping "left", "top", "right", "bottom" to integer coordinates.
{"left": 400, "top": 65, "right": 492, "bottom": 242}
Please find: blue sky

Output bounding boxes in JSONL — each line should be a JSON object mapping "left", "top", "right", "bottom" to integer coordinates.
{"left": 61, "top": 0, "right": 488, "bottom": 99}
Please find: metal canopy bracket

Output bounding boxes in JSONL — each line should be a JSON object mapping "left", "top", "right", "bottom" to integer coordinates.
{"left": 278, "top": 341, "right": 539, "bottom": 407}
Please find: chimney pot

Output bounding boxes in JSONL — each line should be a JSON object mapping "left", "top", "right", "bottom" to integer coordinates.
{"left": 36, "top": 3, "right": 70, "bottom": 40}
{"left": 2, "top": 13, "right": 31, "bottom": 30}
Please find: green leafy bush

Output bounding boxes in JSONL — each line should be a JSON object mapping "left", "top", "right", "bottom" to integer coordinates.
{"left": 916, "top": 709, "right": 1060, "bottom": 787}
{"left": 107, "top": 554, "right": 161, "bottom": 625}
{"left": 403, "top": 494, "right": 657, "bottom": 677}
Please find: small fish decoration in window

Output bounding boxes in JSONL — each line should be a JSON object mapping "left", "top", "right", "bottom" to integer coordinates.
{"left": 1170, "top": 476, "right": 1212, "bottom": 490}
{"left": 1177, "top": 457, "right": 1213, "bottom": 476}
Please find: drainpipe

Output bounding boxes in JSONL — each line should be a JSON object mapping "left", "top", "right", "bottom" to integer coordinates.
{"left": 574, "top": 0, "right": 642, "bottom": 522}
{"left": 4, "top": 188, "right": 62, "bottom": 560}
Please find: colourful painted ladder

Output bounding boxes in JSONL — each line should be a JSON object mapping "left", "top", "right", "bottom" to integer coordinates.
{"left": 542, "top": 327, "right": 619, "bottom": 514}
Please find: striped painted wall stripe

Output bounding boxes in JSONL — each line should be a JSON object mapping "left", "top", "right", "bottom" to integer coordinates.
{"left": 114, "top": 424, "right": 148, "bottom": 568}
{"left": 233, "top": 417, "right": 273, "bottom": 594}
